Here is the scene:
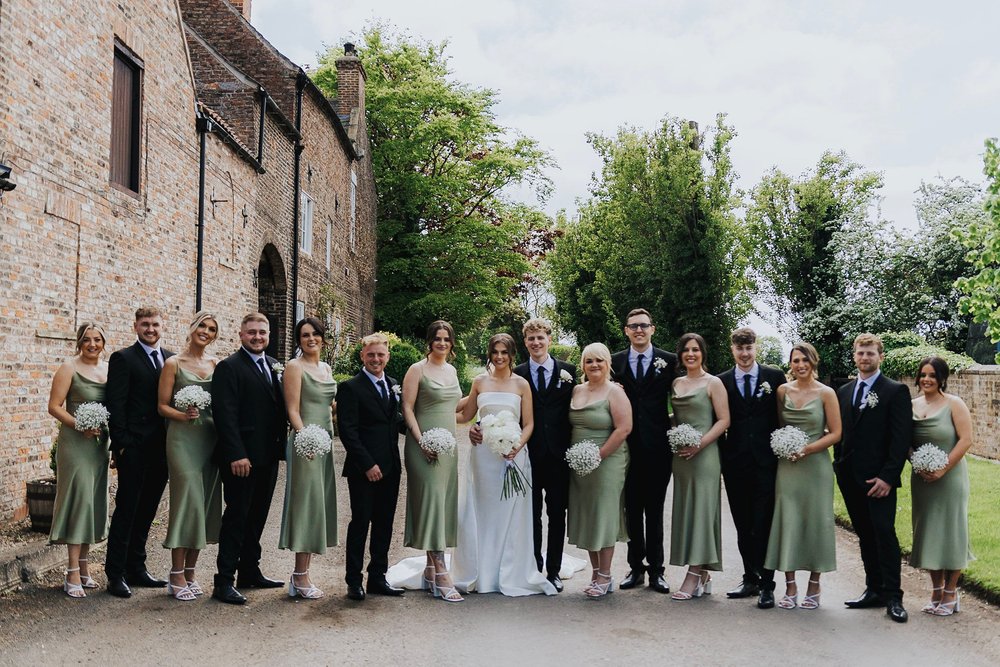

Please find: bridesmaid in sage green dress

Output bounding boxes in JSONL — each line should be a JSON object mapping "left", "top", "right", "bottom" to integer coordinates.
{"left": 401, "top": 320, "right": 463, "bottom": 602}
{"left": 764, "top": 342, "right": 842, "bottom": 610}
{"left": 910, "top": 356, "right": 974, "bottom": 617}
{"left": 47, "top": 323, "right": 111, "bottom": 598}
{"left": 669, "top": 333, "right": 730, "bottom": 601}
{"left": 280, "top": 317, "right": 338, "bottom": 600}
{"left": 158, "top": 311, "right": 221, "bottom": 601}
{"left": 567, "top": 342, "right": 632, "bottom": 598}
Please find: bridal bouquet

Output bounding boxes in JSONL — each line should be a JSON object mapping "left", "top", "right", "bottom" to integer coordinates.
{"left": 480, "top": 410, "right": 529, "bottom": 499}
{"left": 911, "top": 443, "right": 949, "bottom": 474}
{"left": 174, "top": 385, "right": 212, "bottom": 423}
{"left": 770, "top": 425, "right": 809, "bottom": 460}
{"left": 294, "top": 424, "right": 332, "bottom": 460}
{"left": 419, "top": 427, "right": 457, "bottom": 462}
{"left": 74, "top": 402, "right": 110, "bottom": 443}
{"left": 667, "top": 424, "right": 702, "bottom": 453}
{"left": 565, "top": 440, "right": 602, "bottom": 476}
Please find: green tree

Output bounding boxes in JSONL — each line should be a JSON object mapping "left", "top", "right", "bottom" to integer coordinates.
{"left": 313, "top": 25, "right": 553, "bottom": 339}
{"left": 547, "top": 115, "right": 750, "bottom": 363}
{"left": 756, "top": 335, "right": 784, "bottom": 367}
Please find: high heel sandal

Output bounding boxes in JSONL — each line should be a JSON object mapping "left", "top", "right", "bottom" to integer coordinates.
{"left": 586, "top": 572, "right": 614, "bottom": 598}
{"left": 288, "top": 571, "right": 324, "bottom": 599}
{"left": 800, "top": 579, "right": 821, "bottom": 609}
{"left": 583, "top": 568, "right": 600, "bottom": 595}
{"left": 433, "top": 572, "right": 464, "bottom": 603}
{"left": 166, "top": 570, "right": 196, "bottom": 601}
{"left": 423, "top": 565, "right": 436, "bottom": 594}
{"left": 700, "top": 572, "right": 712, "bottom": 596}
{"left": 777, "top": 590, "right": 798, "bottom": 609}
{"left": 671, "top": 569, "right": 704, "bottom": 601}
{"left": 184, "top": 567, "right": 203, "bottom": 596}
{"left": 63, "top": 567, "right": 86, "bottom": 599}
{"left": 922, "top": 586, "right": 943, "bottom": 614}
{"left": 77, "top": 558, "right": 99, "bottom": 589}
{"left": 934, "top": 589, "right": 960, "bottom": 616}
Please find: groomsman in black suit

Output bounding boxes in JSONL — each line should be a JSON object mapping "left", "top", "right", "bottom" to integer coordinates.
{"left": 834, "top": 333, "right": 912, "bottom": 623}
{"left": 337, "top": 333, "right": 405, "bottom": 601}
{"left": 210, "top": 313, "right": 287, "bottom": 604}
{"left": 717, "top": 327, "right": 786, "bottom": 609}
{"left": 105, "top": 307, "right": 173, "bottom": 598}
{"left": 612, "top": 308, "right": 676, "bottom": 593}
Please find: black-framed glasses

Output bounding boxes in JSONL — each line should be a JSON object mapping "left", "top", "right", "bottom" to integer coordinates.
{"left": 626, "top": 323, "right": 652, "bottom": 331}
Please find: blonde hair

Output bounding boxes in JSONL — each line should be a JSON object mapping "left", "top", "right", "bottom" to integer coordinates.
{"left": 580, "top": 342, "right": 612, "bottom": 381}
{"left": 74, "top": 323, "right": 107, "bottom": 354}
{"left": 185, "top": 311, "right": 219, "bottom": 346}
{"left": 360, "top": 332, "right": 389, "bottom": 348}
{"left": 853, "top": 333, "right": 884, "bottom": 354}
{"left": 522, "top": 318, "right": 553, "bottom": 336}
{"left": 241, "top": 312, "right": 269, "bottom": 327}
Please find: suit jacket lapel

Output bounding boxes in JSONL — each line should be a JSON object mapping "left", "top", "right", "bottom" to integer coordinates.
{"left": 242, "top": 349, "right": 277, "bottom": 400}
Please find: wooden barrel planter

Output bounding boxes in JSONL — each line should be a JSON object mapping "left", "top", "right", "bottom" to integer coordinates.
{"left": 26, "top": 477, "right": 57, "bottom": 533}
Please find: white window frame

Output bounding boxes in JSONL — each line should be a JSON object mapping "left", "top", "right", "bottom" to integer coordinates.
{"left": 295, "top": 300, "right": 305, "bottom": 323}
{"left": 300, "top": 192, "right": 314, "bottom": 254}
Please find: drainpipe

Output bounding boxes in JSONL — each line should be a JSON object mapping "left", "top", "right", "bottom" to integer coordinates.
{"left": 195, "top": 113, "right": 212, "bottom": 312}
{"left": 290, "top": 72, "right": 306, "bottom": 352}
{"left": 257, "top": 86, "right": 267, "bottom": 164}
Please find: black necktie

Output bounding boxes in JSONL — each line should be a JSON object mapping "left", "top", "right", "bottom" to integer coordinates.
{"left": 743, "top": 374, "right": 752, "bottom": 399}
{"left": 853, "top": 381, "right": 866, "bottom": 411}
{"left": 635, "top": 354, "right": 645, "bottom": 381}
{"left": 256, "top": 358, "right": 271, "bottom": 385}
{"left": 150, "top": 350, "right": 161, "bottom": 370}
{"left": 536, "top": 365, "right": 547, "bottom": 392}
{"left": 378, "top": 379, "right": 389, "bottom": 404}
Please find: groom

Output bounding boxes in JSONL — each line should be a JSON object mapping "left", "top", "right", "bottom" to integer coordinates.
{"left": 834, "top": 333, "right": 911, "bottom": 623}
{"left": 211, "top": 313, "right": 287, "bottom": 604}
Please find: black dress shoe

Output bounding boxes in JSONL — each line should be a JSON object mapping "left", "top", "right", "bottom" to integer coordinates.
{"left": 619, "top": 570, "right": 645, "bottom": 589}
{"left": 367, "top": 579, "right": 404, "bottom": 596}
{"left": 347, "top": 585, "right": 366, "bottom": 601}
{"left": 212, "top": 584, "right": 247, "bottom": 605}
{"left": 648, "top": 575, "right": 670, "bottom": 594}
{"left": 887, "top": 600, "right": 908, "bottom": 623}
{"left": 547, "top": 575, "right": 564, "bottom": 593}
{"left": 845, "top": 589, "right": 884, "bottom": 609}
{"left": 107, "top": 577, "right": 132, "bottom": 598}
{"left": 727, "top": 581, "right": 761, "bottom": 598}
{"left": 757, "top": 589, "right": 775, "bottom": 609}
{"left": 125, "top": 571, "right": 167, "bottom": 588}
{"left": 237, "top": 574, "right": 284, "bottom": 589}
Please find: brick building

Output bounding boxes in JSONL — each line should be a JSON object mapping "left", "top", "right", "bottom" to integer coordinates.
{"left": 0, "top": 0, "right": 376, "bottom": 520}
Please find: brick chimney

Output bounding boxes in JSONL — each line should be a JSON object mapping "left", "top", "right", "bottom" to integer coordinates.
{"left": 228, "top": 0, "right": 252, "bottom": 21}
{"left": 335, "top": 42, "right": 366, "bottom": 119}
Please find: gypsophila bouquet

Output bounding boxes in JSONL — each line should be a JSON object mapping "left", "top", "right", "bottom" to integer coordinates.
{"left": 481, "top": 410, "right": 529, "bottom": 499}
{"left": 865, "top": 391, "right": 879, "bottom": 409}
{"left": 653, "top": 357, "right": 668, "bottom": 370}
{"left": 391, "top": 384, "right": 402, "bottom": 397}
{"left": 419, "top": 427, "right": 457, "bottom": 462}
{"left": 559, "top": 369, "right": 574, "bottom": 385}
{"left": 271, "top": 362, "right": 284, "bottom": 380}
{"left": 911, "top": 443, "right": 948, "bottom": 474}
{"left": 294, "top": 424, "right": 332, "bottom": 459}
{"left": 758, "top": 381, "right": 772, "bottom": 396}
{"left": 74, "top": 402, "right": 110, "bottom": 443}
{"left": 174, "top": 385, "right": 212, "bottom": 424}
{"left": 565, "top": 440, "right": 602, "bottom": 476}
{"left": 668, "top": 424, "right": 702, "bottom": 453}
{"left": 770, "top": 426, "right": 808, "bottom": 460}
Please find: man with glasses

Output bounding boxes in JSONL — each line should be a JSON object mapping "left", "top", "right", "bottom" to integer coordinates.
{"left": 611, "top": 308, "right": 676, "bottom": 593}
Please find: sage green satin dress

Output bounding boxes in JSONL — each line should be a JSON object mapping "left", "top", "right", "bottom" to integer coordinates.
{"left": 911, "top": 403, "right": 973, "bottom": 570}
{"left": 280, "top": 372, "right": 338, "bottom": 554}
{"left": 764, "top": 396, "right": 836, "bottom": 572}
{"left": 163, "top": 367, "right": 221, "bottom": 550}
{"left": 669, "top": 386, "right": 722, "bottom": 570}
{"left": 49, "top": 373, "right": 111, "bottom": 545}
{"left": 567, "top": 399, "right": 629, "bottom": 550}
{"left": 404, "top": 373, "right": 461, "bottom": 550}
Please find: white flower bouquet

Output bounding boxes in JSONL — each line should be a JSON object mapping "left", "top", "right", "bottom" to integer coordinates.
{"left": 559, "top": 369, "right": 574, "bottom": 385}
{"left": 653, "top": 357, "right": 668, "bottom": 370}
{"left": 419, "top": 427, "right": 457, "bottom": 462}
{"left": 770, "top": 425, "right": 809, "bottom": 460}
{"left": 865, "top": 391, "right": 879, "bottom": 409}
{"left": 174, "top": 385, "right": 212, "bottom": 424}
{"left": 481, "top": 410, "right": 529, "bottom": 499}
{"left": 565, "top": 440, "right": 602, "bottom": 476}
{"left": 74, "top": 402, "right": 110, "bottom": 443}
{"left": 294, "top": 424, "right": 332, "bottom": 459}
{"left": 667, "top": 424, "right": 702, "bottom": 453}
{"left": 911, "top": 443, "right": 949, "bottom": 474}
{"left": 758, "top": 381, "right": 772, "bottom": 396}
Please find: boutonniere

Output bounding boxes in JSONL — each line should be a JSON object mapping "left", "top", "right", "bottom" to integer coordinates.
{"left": 271, "top": 362, "right": 284, "bottom": 380}
{"left": 865, "top": 391, "right": 879, "bottom": 409}
{"left": 652, "top": 357, "right": 667, "bottom": 374}
{"left": 391, "top": 384, "right": 402, "bottom": 397}
{"left": 757, "top": 381, "right": 772, "bottom": 397}
{"left": 559, "top": 369, "right": 573, "bottom": 387}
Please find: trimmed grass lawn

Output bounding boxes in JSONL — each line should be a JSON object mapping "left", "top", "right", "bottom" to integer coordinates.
{"left": 834, "top": 455, "right": 1000, "bottom": 602}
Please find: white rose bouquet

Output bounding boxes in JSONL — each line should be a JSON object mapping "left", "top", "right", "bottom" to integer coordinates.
{"left": 174, "top": 385, "right": 212, "bottom": 424}
{"left": 419, "top": 427, "right": 457, "bottom": 462}
{"left": 74, "top": 402, "right": 110, "bottom": 443}
{"left": 565, "top": 440, "right": 602, "bottom": 476}
{"left": 911, "top": 443, "right": 949, "bottom": 474}
{"left": 667, "top": 424, "right": 702, "bottom": 453}
{"left": 294, "top": 424, "right": 332, "bottom": 460}
{"left": 480, "top": 410, "right": 529, "bottom": 499}
{"left": 770, "top": 425, "right": 809, "bottom": 460}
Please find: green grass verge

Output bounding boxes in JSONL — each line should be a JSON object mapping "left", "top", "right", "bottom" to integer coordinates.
{"left": 834, "top": 455, "right": 1000, "bottom": 603}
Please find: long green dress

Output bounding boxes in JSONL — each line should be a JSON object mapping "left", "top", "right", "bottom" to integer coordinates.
{"left": 404, "top": 373, "right": 461, "bottom": 550}
{"left": 280, "top": 371, "right": 338, "bottom": 554}
{"left": 764, "top": 395, "right": 836, "bottom": 572}
{"left": 911, "top": 402, "right": 973, "bottom": 570}
{"left": 49, "top": 373, "right": 111, "bottom": 545}
{"left": 567, "top": 399, "right": 629, "bottom": 550}
{"left": 670, "top": 386, "right": 722, "bottom": 570}
{"left": 163, "top": 367, "right": 221, "bottom": 550}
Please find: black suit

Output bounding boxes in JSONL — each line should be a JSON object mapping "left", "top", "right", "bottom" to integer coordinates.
{"left": 611, "top": 346, "right": 677, "bottom": 577}
{"left": 337, "top": 371, "right": 403, "bottom": 587}
{"left": 718, "top": 365, "right": 785, "bottom": 589}
{"left": 104, "top": 341, "right": 174, "bottom": 579}
{"left": 211, "top": 348, "right": 287, "bottom": 586}
{"left": 834, "top": 373, "right": 911, "bottom": 603}
{"left": 514, "top": 358, "right": 575, "bottom": 577}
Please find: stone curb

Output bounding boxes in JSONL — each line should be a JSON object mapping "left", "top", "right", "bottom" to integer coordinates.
{"left": 0, "top": 537, "right": 107, "bottom": 593}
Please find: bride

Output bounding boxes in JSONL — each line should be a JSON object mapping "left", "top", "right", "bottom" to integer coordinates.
{"left": 451, "top": 334, "right": 557, "bottom": 596}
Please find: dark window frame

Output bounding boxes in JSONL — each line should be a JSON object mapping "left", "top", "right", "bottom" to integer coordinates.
{"left": 110, "top": 40, "right": 143, "bottom": 195}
